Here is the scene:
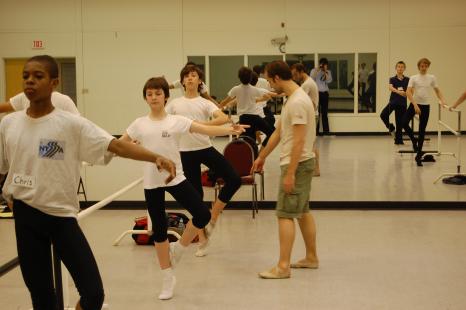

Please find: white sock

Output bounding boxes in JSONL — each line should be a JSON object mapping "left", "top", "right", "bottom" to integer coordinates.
{"left": 158, "top": 268, "right": 176, "bottom": 300}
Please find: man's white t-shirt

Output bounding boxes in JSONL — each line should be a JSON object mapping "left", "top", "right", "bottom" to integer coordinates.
{"left": 126, "top": 114, "right": 192, "bottom": 189}
{"left": 408, "top": 74, "right": 438, "bottom": 105}
{"left": 10, "top": 91, "right": 80, "bottom": 115}
{"left": 359, "top": 68, "right": 369, "bottom": 83}
{"left": 279, "top": 88, "right": 316, "bottom": 166}
{"left": 172, "top": 80, "right": 208, "bottom": 95}
{"left": 228, "top": 84, "right": 268, "bottom": 116}
{"left": 165, "top": 96, "right": 218, "bottom": 151}
{"left": 0, "top": 109, "right": 114, "bottom": 217}
{"left": 254, "top": 78, "right": 272, "bottom": 118}
{"left": 301, "top": 77, "right": 319, "bottom": 115}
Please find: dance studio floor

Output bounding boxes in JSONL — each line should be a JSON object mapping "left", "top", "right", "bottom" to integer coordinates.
{"left": 1, "top": 135, "right": 466, "bottom": 309}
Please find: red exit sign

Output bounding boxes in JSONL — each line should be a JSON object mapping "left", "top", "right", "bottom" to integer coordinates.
{"left": 32, "top": 40, "right": 44, "bottom": 49}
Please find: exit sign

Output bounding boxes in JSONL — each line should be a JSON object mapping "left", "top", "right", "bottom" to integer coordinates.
{"left": 32, "top": 40, "right": 44, "bottom": 49}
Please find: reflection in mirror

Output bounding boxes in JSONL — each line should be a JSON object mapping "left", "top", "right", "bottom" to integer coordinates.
{"left": 248, "top": 55, "right": 284, "bottom": 114}
{"left": 209, "top": 56, "right": 244, "bottom": 103}
{"left": 285, "top": 54, "right": 315, "bottom": 75}
{"left": 317, "top": 53, "right": 355, "bottom": 114}
{"left": 358, "top": 53, "right": 377, "bottom": 113}
{"left": 187, "top": 56, "right": 206, "bottom": 74}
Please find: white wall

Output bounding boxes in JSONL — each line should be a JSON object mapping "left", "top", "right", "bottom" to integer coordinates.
{"left": 1, "top": 0, "right": 465, "bottom": 200}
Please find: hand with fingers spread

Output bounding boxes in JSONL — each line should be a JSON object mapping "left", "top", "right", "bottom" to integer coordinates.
{"left": 155, "top": 156, "right": 176, "bottom": 184}
{"left": 230, "top": 123, "right": 250, "bottom": 136}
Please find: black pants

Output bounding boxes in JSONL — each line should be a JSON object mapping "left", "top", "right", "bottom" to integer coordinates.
{"left": 13, "top": 200, "right": 104, "bottom": 310}
{"left": 239, "top": 114, "right": 275, "bottom": 146}
{"left": 402, "top": 104, "right": 430, "bottom": 155}
{"left": 318, "top": 91, "right": 329, "bottom": 134}
{"left": 144, "top": 180, "right": 211, "bottom": 243}
{"left": 380, "top": 103, "right": 407, "bottom": 142}
{"left": 263, "top": 106, "right": 276, "bottom": 130}
{"left": 180, "top": 147, "right": 241, "bottom": 203}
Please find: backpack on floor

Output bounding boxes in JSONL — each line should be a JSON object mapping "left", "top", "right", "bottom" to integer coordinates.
{"left": 132, "top": 212, "right": 191, "bottom": 245}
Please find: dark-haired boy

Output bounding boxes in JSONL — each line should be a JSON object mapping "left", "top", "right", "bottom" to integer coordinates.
{"left": 379, "top": 61, "right": 410, "bottom": 144}
{"left": 0, "top": 55, "right": 176, "bottom": 310}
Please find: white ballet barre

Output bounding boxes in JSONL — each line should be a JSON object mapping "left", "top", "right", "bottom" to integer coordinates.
{"left": 436, "top": 103, "right": 456, "bottom": 157}
{"left": 434, "top": 106, "right": 463, "bottom": 183}
{"left": 55, "top": 178, "right": 144, "bottom": 310}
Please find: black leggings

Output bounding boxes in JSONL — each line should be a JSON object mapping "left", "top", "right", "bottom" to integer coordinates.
{"left": 402, "top": 104, "right": 430, "bottom": 155}
{"left": 144, "top": 180, "right": 211, "bottom": 243}
{"left": 180, "top": 147, "right": 241, "bottom": 202}
{"left": 380, "top": 103, "right": 407, "bottom": 142}
{"left": 13, "top": 200, "right": 104, "bottom": 310}
{"left": 239, "top": 114, "right": 275, "bottom": 146}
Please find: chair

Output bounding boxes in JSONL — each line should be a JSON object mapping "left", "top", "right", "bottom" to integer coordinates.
{"left": 215, "top": 138, "right": 259, "bottom": 218}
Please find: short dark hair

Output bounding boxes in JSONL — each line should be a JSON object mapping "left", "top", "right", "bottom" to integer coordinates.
{"left": 143, "top": 77, "right": 170, "bottom": 101}
{"left": 417, "top": 58, "right": 431, "bottom": 69}
{"left": 238, "top": 66, "right": 252, "bottom": 85}
{"left": 396, "top": 61, "right": 406, "bottom": 67}
{"left": 265, "top": 61, "right": 292, "bottom": 81}
{"left": 319, "top": 58, "right": 329, "bottom": 66}
{"left": 180, "top": 64, "right": 205, "bottom": 92}
{"left": 250, "top": 72, "right": 259, "bottom": 86}
{"left": 26, "top": 55, "right": 59, "bottom": 79}
{"left": 290, "top": 63, "right": 305, "bottom": 73}
{"left": 252, "top": 65, "right": 262, "bottom": 75}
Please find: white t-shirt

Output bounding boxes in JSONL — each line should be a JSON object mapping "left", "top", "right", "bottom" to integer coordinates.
{"left": 301, "top": 77, "right": 319, "bottom": 115}
{"left": 126, "top": 114, "right": 192, "bottom": 189}
{"left": 408, "top": 74, "right": 438, "bottom": 105}
{"left": 9, "top": 91, "right": 80, "bottom": 115}
{"left": 256, "top": 77, "right": 271, "bottom": 91}
{"left": 228, "top": 84, "right": 268, "bottom": 116}
{"left": 0, "top": 109, "right": 114, "bottom": 217}
{"left": 165, "top": 96, "right": 218, "bottom": 151}
{"left": 172, "top": 79, "right": 208, "bottom": 95}
{"left": 279, "top": 88, "right": 316, "bottom": 166}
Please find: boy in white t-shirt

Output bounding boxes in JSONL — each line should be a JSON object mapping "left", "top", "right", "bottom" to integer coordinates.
{"left": 166, "top": 64, "right": 243, "bottom": 257}
{"left": 122, "top": 76, "right": 246, "bottom": 300}
{"left": 0, "top": 55, "right": 176, "bottom": 310}
{"left": 402, "top": 58, "right": 447, "bottom": 166}
{"left": 220, "top": 66, "right": 275, "bottom": 146}
{"left": 252, "top": 61, "right": 318, "bottom": 280}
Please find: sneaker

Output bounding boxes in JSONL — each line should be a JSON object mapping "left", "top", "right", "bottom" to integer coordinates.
{"left": 0, "top": 206, "right": 13, "bottom": 219}
{"left": 258, "top": 266, "right": 290, "bottom": 279}
{"left": 158, "top": 274, "right": 176, "bottom": 300}
{"left": 394, "top": 140, "right": 404, "bottom": 145}
{"left": 415, "top": 153, "right": 423, "bottom": 167}
{"left": 169, "top": 242, "right": 184, "bottom": 268}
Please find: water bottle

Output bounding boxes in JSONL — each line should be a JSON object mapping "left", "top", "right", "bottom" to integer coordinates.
{"left": 178, "top": 218, "right": 185, "bottom": 230}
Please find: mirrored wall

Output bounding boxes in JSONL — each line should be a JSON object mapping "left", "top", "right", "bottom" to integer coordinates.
{"left": 186, "top": 53, "right": 377, "bottom": 116}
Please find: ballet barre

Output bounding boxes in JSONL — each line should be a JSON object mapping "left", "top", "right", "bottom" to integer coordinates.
{"left": 56, "top": 178, "right": 144, "bottom": 310}
{"left": 434, "top": 106, "right": 464, "bottom": 183}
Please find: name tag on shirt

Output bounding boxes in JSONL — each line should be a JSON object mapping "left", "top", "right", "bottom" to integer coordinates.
{"left": 12, "top": 174, "right": 36, "bottom": 188}
{"left": 397, "top": 87, "right": 404, "bottom": 91}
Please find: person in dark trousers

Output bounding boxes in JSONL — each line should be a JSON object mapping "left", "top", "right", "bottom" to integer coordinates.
{"left": 310, "top": 58, "right": 332, "bottom": 135}
{"left": 380, "top": 61, "right": 409, "bottom": 144}
{"left": 403, "top": 58, "right": 447, "bottom": 166}
{"left": 0, "top": 55, "right": 177, "bottom": 310}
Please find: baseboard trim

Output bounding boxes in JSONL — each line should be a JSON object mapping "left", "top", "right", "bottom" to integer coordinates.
{"left": 79, "top": 200, "right": 466, "bottom": 211}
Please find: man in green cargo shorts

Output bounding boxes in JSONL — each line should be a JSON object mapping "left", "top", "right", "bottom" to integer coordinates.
{"left": 252, "top": 60, "right": 319, "bottom": 279}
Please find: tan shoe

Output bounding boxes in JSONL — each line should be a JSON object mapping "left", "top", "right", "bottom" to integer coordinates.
{"left": 290, "top": 260, "right": 319, "bottom": 269}
{"left": 258, "top": 267, "right": 290, "bottom": 279}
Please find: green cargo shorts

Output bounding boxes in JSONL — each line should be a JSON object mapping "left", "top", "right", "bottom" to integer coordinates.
{"left": 276, "top": 158, "right": 315, "bottom": 218}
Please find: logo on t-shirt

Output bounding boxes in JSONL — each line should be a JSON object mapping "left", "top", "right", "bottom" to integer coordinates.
{"left": 39, "top": 139, "right": 65, "bottom": 160}
{"left": 162, "top": 131, "right": 171, "bottom": 138}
